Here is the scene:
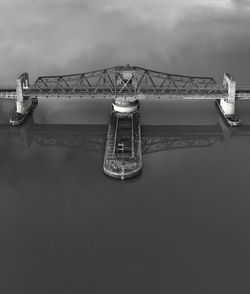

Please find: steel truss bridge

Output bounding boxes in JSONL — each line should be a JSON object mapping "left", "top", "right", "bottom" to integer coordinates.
{"left": 1, "top": 65, "right": 250, "bottom": 100}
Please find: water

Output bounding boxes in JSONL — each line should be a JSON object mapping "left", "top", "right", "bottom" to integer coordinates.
{"left": 0, "top": 98, "right": 250, "bottom": 293}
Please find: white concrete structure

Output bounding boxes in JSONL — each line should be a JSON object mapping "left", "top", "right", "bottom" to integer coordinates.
{"left": 16, "top": 79, "right": 25, "bottom": 114}
{"left": 16, "top": 73, "right": 31, "bottom": 114}
{"left": 112, "top": 97, "right": 139, "bottom": 113}
{"left": 220, "top": 74, "right": 236, "bottom": 115}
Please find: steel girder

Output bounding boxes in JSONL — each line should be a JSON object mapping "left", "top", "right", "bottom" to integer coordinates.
{"left": 28, "top": 65, "right": 225, "bottom": 98}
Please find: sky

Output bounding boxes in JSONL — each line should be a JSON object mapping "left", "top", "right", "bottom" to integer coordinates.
{"left": 0, "top": 0, "right": 250, "bottom": 85}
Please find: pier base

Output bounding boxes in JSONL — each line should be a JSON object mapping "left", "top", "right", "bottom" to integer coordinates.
{"left": 220, "top": 99, "right": 235, "bottom": 116}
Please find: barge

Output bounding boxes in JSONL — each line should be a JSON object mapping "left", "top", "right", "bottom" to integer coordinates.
{"left": 215, "top": 99, "right": 241, "bottom": 127}
{"left": 10, "top": 98, "right": 38, "bottom": 126}
{"left": 103, "top": 99, "right": 142, "bottom": 180}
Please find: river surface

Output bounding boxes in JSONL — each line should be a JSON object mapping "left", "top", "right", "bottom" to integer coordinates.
{"left": 0, "top": 98, "right": 250, "bottom": 293}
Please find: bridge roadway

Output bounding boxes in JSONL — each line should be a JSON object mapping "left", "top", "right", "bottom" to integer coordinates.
{"left": 0, "top": 119, "right": 249, "bottom": 154}
{"left": 1, "top": 87, "right": 250, "bottom": 100}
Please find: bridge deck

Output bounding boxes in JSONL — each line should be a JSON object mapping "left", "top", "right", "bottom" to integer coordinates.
{"left": 1, "top": 91, "right": 250, "bottom": 100}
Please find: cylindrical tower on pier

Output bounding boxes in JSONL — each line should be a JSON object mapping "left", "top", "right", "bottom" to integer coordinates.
{"left": 112, "top": 97, "right": 139, "bottom": 113}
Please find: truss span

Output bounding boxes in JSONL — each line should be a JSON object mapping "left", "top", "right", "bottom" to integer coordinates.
{"left": 28, "top": 65, "right": 226, "bottom": 99}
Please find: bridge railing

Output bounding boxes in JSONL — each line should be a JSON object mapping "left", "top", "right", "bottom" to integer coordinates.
{"left": 0, "top": 92, "right": 16, "bottom": 99}
{"left": 237, "top": 86, "right": 250, "bottom": 92}
{"left": 0, "top": 86, "right": 16, "bottom": 91}
{"left": 26, "top": 87, "right": 226, "bottom": 96}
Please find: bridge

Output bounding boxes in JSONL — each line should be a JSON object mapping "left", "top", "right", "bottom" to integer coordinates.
{"left": 1, "top": 65, "right": 250, "bottom": 179}
{"left": 1, "top": 65, "right": 250, "bottom": 98}
{"left": 1, "top": 65, "right": 250, "bottom": 122}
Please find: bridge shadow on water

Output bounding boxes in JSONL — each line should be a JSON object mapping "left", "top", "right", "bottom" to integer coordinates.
{"left": 0, "top": 114, "right": 250, "bottom": 155}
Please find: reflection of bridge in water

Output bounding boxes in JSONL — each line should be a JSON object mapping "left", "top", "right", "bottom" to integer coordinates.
{"left": 1, "top": 117, "right": 250, "bottom": 155}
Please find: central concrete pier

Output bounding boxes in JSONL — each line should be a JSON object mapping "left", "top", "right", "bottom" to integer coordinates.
{"left": 112, "top": 96, "right": 139, "bottom": 113}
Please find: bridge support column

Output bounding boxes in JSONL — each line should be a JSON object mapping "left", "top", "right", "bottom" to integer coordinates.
{"left": 216, "top": 73, "right": 241, "bottom": 126}
{"left": 220, "top": 73, "right": 236, "bottom": 115}
{"left": 10, "top": 73, "right": 38, "bottom": 126}
{"left": 112, "top": 97, "right": 139, "bottom": 113}
{"left": 16, "top": 78, "right": 25, "bottom": 114}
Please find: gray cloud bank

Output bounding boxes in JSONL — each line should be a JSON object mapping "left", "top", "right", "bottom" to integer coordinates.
{"left": 0, "top": 0, "right": 250, "bottom": 85}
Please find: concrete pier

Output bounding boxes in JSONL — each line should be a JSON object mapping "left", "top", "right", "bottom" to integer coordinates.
{"left": 215, "top": 73, "right": 241, "bottom": 127}
{"left": 16, "top": 79, "right": 25, "bottom": 114}
{"left": 10, "top": 73, "right": 37, "bottom": 126}
{"left": 15, "top": 73, "right": 31, "bottom": 115}
{"left": 220, "top": 73, "right": 236, "bottom": 116}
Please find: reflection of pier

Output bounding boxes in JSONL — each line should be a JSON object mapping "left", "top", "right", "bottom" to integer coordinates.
{"left": 0, "top": 119, "right": 250, "bottom": 154}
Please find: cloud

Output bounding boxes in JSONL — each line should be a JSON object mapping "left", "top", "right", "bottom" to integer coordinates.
{"left": 0, "top": 0, "right": 250, "bottom": 85}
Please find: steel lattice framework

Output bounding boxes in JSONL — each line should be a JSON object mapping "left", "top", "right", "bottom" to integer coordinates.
{"left": 28, "top": 65, "right": 226, "bottom": 99}
{"left": 2, "top": 65, "right": 250, "bottom": 100}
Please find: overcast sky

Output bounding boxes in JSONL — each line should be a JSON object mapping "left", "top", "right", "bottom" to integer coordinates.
{"left": 1, "top": 0, "right": 250, "bottom": 84}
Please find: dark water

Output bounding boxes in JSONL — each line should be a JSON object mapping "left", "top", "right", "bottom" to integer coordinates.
{"left": 0, "top": 99, "right": 250, "bottom": 294}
